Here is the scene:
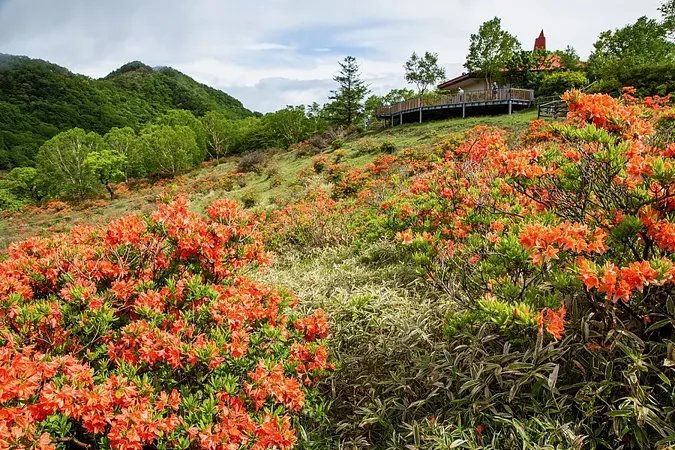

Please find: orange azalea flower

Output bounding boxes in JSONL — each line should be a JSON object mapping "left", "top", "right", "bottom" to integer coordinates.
{"left": 538, "top": 307, "right": 567, "bottom": 341}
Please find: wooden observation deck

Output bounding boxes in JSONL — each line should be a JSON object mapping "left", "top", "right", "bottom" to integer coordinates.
{"left": 376, "top": 88, "right": 535, "bottom": 126}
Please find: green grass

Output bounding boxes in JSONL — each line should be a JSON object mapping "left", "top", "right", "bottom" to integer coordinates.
{"left": 360, "top": 109, "right": 538, "bottom": 148}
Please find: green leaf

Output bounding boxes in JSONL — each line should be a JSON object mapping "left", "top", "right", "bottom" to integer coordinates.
{"left": 647, "top": 319, "right": 673, "bottom": 332}
{"left": 450, "top": 439, "right": 467, "bottom": 448}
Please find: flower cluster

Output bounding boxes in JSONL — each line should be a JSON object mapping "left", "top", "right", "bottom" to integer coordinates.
{"left": 519, "top": 222, "right": 608, "bottom": 265}
{"left": 262, "top": 89, "right": 675, "bottom": 346}
{"left": 0, "top": 197, "right": 330, "bottom": 449}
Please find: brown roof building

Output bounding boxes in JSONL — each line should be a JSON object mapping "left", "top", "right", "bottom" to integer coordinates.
{"left": 439, "top": 30, "right": 564, "bottom": 92}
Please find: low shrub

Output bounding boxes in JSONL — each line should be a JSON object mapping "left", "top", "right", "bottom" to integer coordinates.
{"left": 0, "top": 188, "right": 23, "bottom": 212}
{"left": 236, "top": 150, "right": 266, "bottom": 174}
{"left": 235, "top": 173, "right": 249, "bottom": 188}
{"left": 355, "top": 138, "right": 380, "bottom": 156}
{"left": 379, "top": 140, "right": 397, "bottom": 154}
{"left": 312, "top": 154, "right": 332, "bottom": 174}
{"left": 265, "top": 165, "right": 280, "bottom": 180}
{"left": 331, "top": 138, "right": 344, "bottom": 151}
{"left": 332, "top": 148, "right": 349, "bottom": 163}
{"left": 290, "top": 140, "right": 318, "bottom": 158}
{"left": 241, "top": 189, "right": 261, "bottom": 208}
{"left": 0, "top": 196, "right": 331, "bottom": 449}
{"left": 215, "top": 173, "right": 236, "bottom": 191}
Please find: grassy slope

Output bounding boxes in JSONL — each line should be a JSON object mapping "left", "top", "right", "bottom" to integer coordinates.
{"left": 0, "top": 109, "right": 538, "bottom": 446}
{"left": 0, "top": 109, "right": 537, "bottom": 249}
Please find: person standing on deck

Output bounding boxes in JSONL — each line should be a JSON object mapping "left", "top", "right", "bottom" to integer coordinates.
{"left": 458, "top": 87, "right": 464, "bottom": 103}
{"left": 492, "top": 82, "right": 498, "bottom": 99}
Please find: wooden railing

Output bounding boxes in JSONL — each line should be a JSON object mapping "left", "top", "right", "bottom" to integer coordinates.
{"left": 537, "top": 99, "right": 569, "bottom": 120}
{"left": 376, "top": 88, "right": 534, "bottom": 116}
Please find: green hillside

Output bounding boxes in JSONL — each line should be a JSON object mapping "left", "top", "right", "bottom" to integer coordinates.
{"left": 0, "top": 54, "right": 253, "bottom": 169}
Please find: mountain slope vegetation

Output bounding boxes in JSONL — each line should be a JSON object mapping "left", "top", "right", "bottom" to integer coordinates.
{"left": 0, "top": 54, "right": 253, "bottom": 169}
{"left": 2, "top": 93, "right": 675, "bottom": 448}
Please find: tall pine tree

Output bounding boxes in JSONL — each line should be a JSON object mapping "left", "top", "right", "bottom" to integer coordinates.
{"left": 328, "top": 56, "right": 370, "bottom": 127}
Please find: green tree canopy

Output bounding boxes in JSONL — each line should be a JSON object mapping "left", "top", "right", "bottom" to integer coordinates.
{"left": 327, "top": 56, "right": 370, "bottom": 127}
{"left": 262, "top": 106, "right": 314, "bottom": 148}
{"left": 155, "top": 110, "right": 207, "bottom": 163}
{"left": 0, "top": 167, "right": 44, "bottom": 201}
{"left": 538, "top": 71, "right": 590, "bottom": 96}
{"left": 84, "top": 150, "right": 127, "bottom": 200}
{"left": 404, "top": 52, "right": 447, "bottom": 97}
{"left": 103, "top": 127, "right": 138, "bottom": 179}
{"left": 465, "top": 17, "right": 521, "bottom": 88}
{"left": 555, "top": 46, "right": 582, "bottom": 70}
{"left": 382, "top": 88, "right": 416, "bottom": 105}
{"left": 588, "top": 16, "right": 675, "bottom": 80}
{"left": 137, "top": 125, "right": 198, "bottom": 177}
{"left": 364, "top": 89, "right": 417, "bottom": 128}
{"left": 201, "top": 111, "right": 241, "bottom": 162}
{"left": 661, "top": 0, "right": 675, "bottom": 39}
{"left": 0, "top": 55, "right": 253, "bottom": 169}
{"left": 35, "top": 128, "right": 103, "bottom": 201}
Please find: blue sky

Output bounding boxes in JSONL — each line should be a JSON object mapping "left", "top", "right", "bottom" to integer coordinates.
{"left": 0, "top": 0, "right": 665, "bottom": 112}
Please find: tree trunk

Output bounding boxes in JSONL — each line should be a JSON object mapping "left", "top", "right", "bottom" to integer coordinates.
{"left": 105, "top": 182, "right": 115, "bottom": 201}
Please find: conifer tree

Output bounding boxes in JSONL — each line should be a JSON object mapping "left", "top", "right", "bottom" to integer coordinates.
{"left": 327, "top": 56, "right": 370, "bottom": 127}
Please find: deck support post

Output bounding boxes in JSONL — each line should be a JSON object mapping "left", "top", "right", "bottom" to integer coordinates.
{"left": 508, "top": 100, "right": 513, "bottom": 115}
{"left": 399, "top": 112, "right": 403, "bottom": 126}
{"left": 462, "top": 103, "right": 466, "bottom": 118}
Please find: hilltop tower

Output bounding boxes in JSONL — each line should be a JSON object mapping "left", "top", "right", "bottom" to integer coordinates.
{"left": 534, "top": 30, "right": 546, "bottom": 51}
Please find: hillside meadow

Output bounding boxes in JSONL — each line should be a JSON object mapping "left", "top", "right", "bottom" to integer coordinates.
{"left": 1, "top": 94, "right": 675, "bottom": 450}
{"left": 0, "top": 111, "right": 538, "bottom": 249}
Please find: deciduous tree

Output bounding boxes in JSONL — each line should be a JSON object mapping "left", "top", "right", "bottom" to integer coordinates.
{"left": 103, "top": 127, "right": 138, "bottom": 179}
{"left": 202, "top": 111, "right": 240, "bottom": 162}
{"left": 555, "top": 46, "right": 582, "bottom": 70}
{"left": 35, "top": 128, "right": 102, "bottom": 201}
{"left": 156, "top": 110, "right": 207, "bottom": 163}
{"left": 1, "top": 167, "right": 45, "bottom": 201}
{"left": 465, "top": 17, "right": 521, "bottom": 88}
{"left": 262, "top": 106, "right": 314, "bottom": 148}
{"left": 588, "top": 16, "right": 675, "bottom": 81}
{"left": 404, "top": 52, "right": 446, "bottom": 97}
{"left": 661, "top": 0, "right": 675, "bottom": 39}
{"left": 405, "top": 52, "right": 447, "bottom": 123}
{"left": 138, "top": 125, "right": 198, "bottom": 177}
{"left": 84, "top": 149, "right": 127, "bottom": 200}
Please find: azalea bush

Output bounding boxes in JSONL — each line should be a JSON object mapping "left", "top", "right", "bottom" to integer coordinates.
{"left": 261, "top": 89, "right": 675, "bottom": 448}
{"left": 0, "top": 196, "right": 331, "bottom": 450}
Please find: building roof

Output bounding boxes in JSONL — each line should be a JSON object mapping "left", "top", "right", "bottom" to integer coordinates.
{"left": 437, "top": 73, "right": 474, "bottom": 90}
{"left": 534, "top": 30, "right": 546, "bottom": 51}
{"left": 438, "top": 30, "right": 567, "bottom": 90}
{"left": 531, "top": 53, "right": 564, "bottom": 71}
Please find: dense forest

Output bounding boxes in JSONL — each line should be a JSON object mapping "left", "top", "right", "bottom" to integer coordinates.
{"left": 0, "top": 54, "right": 254, "bottom": 169}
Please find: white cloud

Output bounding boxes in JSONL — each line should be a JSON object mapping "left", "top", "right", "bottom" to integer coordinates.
{"left": 0, "top": 0, "right": 665, "bottom": 112}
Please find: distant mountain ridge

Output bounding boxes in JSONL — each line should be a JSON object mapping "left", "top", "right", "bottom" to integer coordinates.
{"left": 0, "top": 54, "right": 253, "bottom": 169}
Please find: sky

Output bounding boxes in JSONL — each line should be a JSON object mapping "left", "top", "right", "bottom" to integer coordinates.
{"left": 0, "top": 0, "right": 665, "bottom": 113}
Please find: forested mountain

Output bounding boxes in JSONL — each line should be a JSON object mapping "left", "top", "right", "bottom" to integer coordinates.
{"left": 0, "top": 54, "right": 253, "bottom": 169}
